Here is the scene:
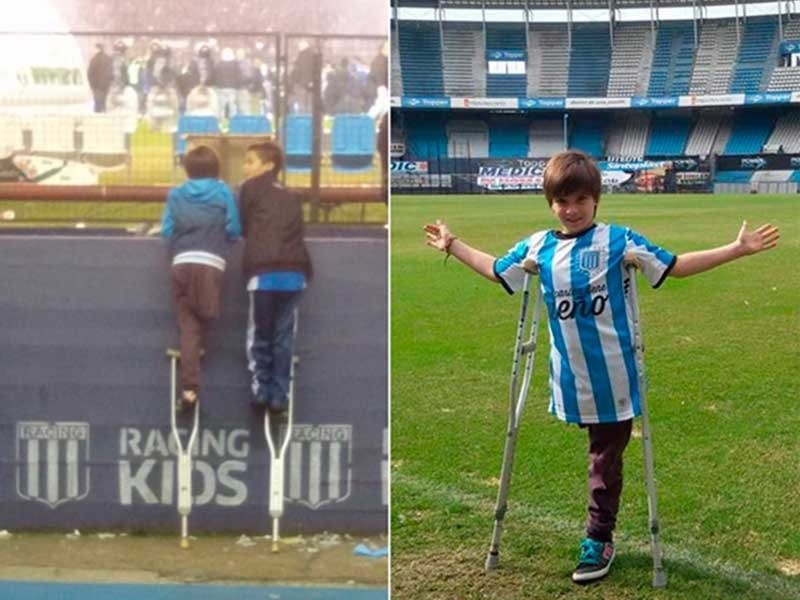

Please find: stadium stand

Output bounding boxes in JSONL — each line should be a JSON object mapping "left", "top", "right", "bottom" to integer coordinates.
{"left": 391, "top": 29, "right": 404, "bottom": 96}
{"left": 606, "top": 112, "right": 650, "bottom": 159}
{"left": 228, "top": 114, "right": 272, "bottom": 135}
{"left": 528, "top": 118, "right": 564, "bottom": 158}
{"left": 174, "top": 115, "right": 221, "bottom": 159}
{"left": 765, "top": 111, "right": 800, "bottom": 153}
{"left": 29, "top": 116, "right": 78, "bottom": 157}
{"left": 528, "top": 24, "right": 569, "bottom": 97}
{"left": 648, "top": 21, "right": 694, "bottom": 96}
{"left": 0, "top": 115, "right": 27, "bottom": 154}
{"left": 488, "top": 117, "right": 528, "bottom": 157}
{"left": 79, "top": 114, "right": 130, "bottom": 166}
{"left": 723, "top": 111, "right": 775, "bottom": 154}
{"left": 689, "top": 20, "right": 738, "bottom": 95}
{"left": 685, "top": 113, "right": 722, "bottom": 156}
{"left": 331, "top": 114, "right": 376, "bottom": 171}
{"left": 442, "top": 23, "right": 485, "bottom": 97}
{"left": 730, "top": 17, "right": 779, "bottom": 93}
{"left": 569, "top": 116, "right": 607, "bottom": 157}
{"left": 405, "top": 113, "right": 448, "bottom": 158}
{"left": 646, "top": 113, "right": 691, "bottom": 156}
{"left": 284, "top": 114, "right": 312, "bottom": 171}
{"left": 568, "top": 23, "right": 611, "bottom": 97}
{"left": 397, "top": 21, "right": 445, "bottom": 96}
{"left": 767, "top": 20, "right": 800, "bottom": 92}
{"left": 710, "top": 117, "right": 733, "bottom": 155}
{"left": 485, "top": 23, "right": 528, "bottom": 97}
{"left": 446, "top": 119, "right": 489, "bottom": 158}
{"left": 607, "top": 23, "right": 654, "bottom": 97}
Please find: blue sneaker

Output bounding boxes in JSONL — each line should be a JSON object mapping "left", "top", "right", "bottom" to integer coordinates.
{"left": 572, "top": 537, "right": 615, "bottom": 583}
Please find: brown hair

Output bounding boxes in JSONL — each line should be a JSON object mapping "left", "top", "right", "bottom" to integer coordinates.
{"left": 246, "top": 141, "right": 285, "bottom": 174}
{"left": 542, "top": 150, "right": 601, "bottom": 206}
{"left": 182, "top": 145, "right": 220, "bottom": 179}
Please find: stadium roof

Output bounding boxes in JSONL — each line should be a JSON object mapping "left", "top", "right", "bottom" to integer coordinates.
{"left": 397, "top": 0, "right": 783, "bottom": 8}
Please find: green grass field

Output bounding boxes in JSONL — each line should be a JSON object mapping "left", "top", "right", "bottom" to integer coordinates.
{"left": 391, "top": 193, "right": 800, "bottom": 599}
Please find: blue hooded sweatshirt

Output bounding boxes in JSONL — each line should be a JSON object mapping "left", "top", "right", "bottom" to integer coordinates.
{"left": 161, "top": 178, "right": 241, "bottom": 269}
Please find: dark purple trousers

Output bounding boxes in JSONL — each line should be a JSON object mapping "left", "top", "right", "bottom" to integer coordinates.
{"left": 584, "top": 419, "right": 633, "bottom": 543}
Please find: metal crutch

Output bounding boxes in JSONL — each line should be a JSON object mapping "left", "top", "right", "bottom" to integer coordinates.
{"left": 167, "top": 348, "right": 200, "bottom": 550}
{"left": 264, "top": 308, "right": 299, "bottom": 553}
{"left": 486, "top": 258, "right": 542, "bottom": 570}
{"left": 624, "top": 254, "right": 667, "bottom": 588}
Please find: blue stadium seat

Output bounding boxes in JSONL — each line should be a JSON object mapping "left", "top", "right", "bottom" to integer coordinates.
{"left": 332, "top": 114, "right": 376, "bottom": 171}
{"left": 570, "top": 118, "right": 607, "bottom": 158}
{"left": 646, "top": 115, "right": 691, "bottom": 156}
{"left": 723, "top": 112, "right": 774, "bottom": 155}
{"left": 647, "top": 22, "right": 694, "bottom": 96}
{"left": 489, "top": 118, "right": 529, "bottom": 157}
{"left": 174, "top": 115, "right": 220, "bottom": 158}
{"left": 485, "top": 24, "right": 528, "bottom": 97}
{"left": 791, "top": 171, "right": 800, "bottom": 184}
{"left": 568, "top": 24, "right": 611, "bottom": 97}
{"left": 228, "top": 114, "right": 273, "bottom": 135}
{"left": 405, "top": 114, "right": 448, "bottom": 159}
{"left": 284, "top": 114, "right": 312, "bottom": 172}
{"left": 714, "top": 170, "right": 753, "bottom": 183}
{"left": 398, "top": 21, "right": 445, "bottom": 96}
{"left": 730, "top": 18, "right": 778, "bottom": 93}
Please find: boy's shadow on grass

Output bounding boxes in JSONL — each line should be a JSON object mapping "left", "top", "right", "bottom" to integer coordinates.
{"left": 611, "top": 551, "right": 787, "bottom": 598}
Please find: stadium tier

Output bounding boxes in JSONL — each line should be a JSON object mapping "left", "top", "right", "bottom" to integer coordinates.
{"left": 392, "top": 2, "right": 800, "bottom": 194}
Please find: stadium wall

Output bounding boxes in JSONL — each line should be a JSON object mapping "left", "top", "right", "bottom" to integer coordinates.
{"left": 0, "top": 232, "right": 387, "bottom": 534}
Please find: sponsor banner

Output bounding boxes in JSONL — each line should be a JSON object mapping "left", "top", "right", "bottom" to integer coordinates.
{"left": 631, "top": 96, "right": 680, "bottom": 108}
{"left": 400, "top": 96, "right": 451, "bottom": 109}
{"left": 391, "top": 173, "right": 451, "bottom": 188}
{"left": 0, "top": 238, "right": 387, "bottom": 533}
{"left": 391, "top": 160, "right": 428, "bottom": 173}
{"left": 602, "top": 170, "right": 635, "bottom": 187}
{"left": 744, "top": 92, "right": 792, "bottom": 105}
{"left": 599, "top": 160, "right": 672, "bottom": 171}
{"left": 566, "top": 97, "right": 631, "bottom": 109}
{"left": 718, "top": 154, "right": 800, "bottom": 171}
{"left": 675, "top": 171, "right": 711, "bottom": 191}
{"left": 518, "top": 97, "right": 566, "bottom": 110}
{"left": 780, "top": 40, "right": 800, "bottom": 55}
{"left": 476, "top": 159, "right": 546, "bottom": 191}
{"left": 390, "top": 141, "right": 406, "bottom": 158}
{"left": 487, "top": 50, "right": 526, "bottom": 61}
{"left": 678, "top": 94, "right": 745, "bottom": 107}
{"left": 450, "top": 97, "right": 518, "bottom": 110}
{"left": 741, "top": 157, "right": 767, "bottom": 170}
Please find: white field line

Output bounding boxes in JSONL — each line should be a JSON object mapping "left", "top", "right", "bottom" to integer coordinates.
{"left": 394, "top": 472, "right": 800, "bottom": 599}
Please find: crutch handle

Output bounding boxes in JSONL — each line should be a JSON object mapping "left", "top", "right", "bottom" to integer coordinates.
{"left": 521, "top": 258, "right": 539, "bottom": 274}
{"left": 623, "top": 252, "right": 642, "bottom": 269}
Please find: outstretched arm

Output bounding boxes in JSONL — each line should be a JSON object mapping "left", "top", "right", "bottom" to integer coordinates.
{"left": 424, "top": 220, "right": 500, "bottom": 282}
{"left": 670, "top": 221, "right": 780, "bottom": 278}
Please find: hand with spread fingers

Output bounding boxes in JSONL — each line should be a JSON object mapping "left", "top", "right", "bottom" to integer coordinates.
{"left": 423, "top": 219, "right": 454, "bottom": 252}
{"left": 735, "top": 221, "right": 780, "bottom": 256}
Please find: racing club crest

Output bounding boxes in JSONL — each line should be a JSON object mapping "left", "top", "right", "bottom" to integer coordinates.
{"left": 284, "top": 424, "right": 352, "bottom": 509}
{"left": 16, "top": 422, "right": 91, "bottom": 508}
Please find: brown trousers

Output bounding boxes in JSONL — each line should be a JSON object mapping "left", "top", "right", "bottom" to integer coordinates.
{"left": 171, "top": 263, "right": 223, "bottom": 392}
{"left": 585, "top": 419, "right": 633, "bottom": 543}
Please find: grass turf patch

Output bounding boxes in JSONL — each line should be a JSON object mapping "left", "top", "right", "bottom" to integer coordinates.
{"left": 391, "top": 193, "right": 800, "bottom": 599}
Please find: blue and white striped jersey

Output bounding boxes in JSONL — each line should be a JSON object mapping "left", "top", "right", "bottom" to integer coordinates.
{"left": 494, "top": 223, "right": 676, "bottom": 425}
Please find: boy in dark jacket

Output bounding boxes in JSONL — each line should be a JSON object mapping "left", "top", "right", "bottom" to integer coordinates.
{"left": 161, "top": 145, "right": 241, "bottom": 408}
{"left": 239, "top": 142, "right": 312, "bottom": 413}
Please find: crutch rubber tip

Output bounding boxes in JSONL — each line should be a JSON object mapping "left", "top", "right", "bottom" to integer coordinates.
{"left": 271, "top": 542, "right": 279, "bottom": 553}
{"left": 485, "top": 552, "right": 499, "bottom": 570}
{"left": 652, "top": 569, "right": 667, "bottom": 588}
{"left": 180, "top": 538, "right": 189, "bottom": 549}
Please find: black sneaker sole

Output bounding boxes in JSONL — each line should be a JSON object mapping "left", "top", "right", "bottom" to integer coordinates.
{"left": 572, "top": 551, "right": 615, "bottom": 583}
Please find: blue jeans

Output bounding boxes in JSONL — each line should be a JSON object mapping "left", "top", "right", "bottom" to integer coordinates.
{"left": 246, "top": 290, "right": 302, "bottom": 407}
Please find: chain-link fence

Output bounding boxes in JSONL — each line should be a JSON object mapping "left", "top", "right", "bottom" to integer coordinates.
{"left": 0, "top": 31, "right": 387, "bottom": 224}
